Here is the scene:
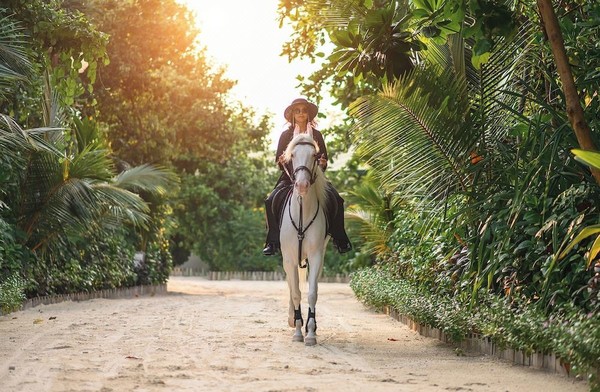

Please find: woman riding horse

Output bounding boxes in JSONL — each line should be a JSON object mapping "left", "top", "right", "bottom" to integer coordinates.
{"left": 263, "top": 97, "right": 352, "bottom": 256}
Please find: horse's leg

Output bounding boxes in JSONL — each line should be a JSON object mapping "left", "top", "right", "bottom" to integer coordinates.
{"left": 304, "top": 252, "right": 323, "bottom": 346}
{"left": 283, "top": 257, "right": 303, "bottom": 342}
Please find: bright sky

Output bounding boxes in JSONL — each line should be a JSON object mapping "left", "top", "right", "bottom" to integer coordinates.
{"left": 178, "top": 0, "right": 341, "bottom": 148}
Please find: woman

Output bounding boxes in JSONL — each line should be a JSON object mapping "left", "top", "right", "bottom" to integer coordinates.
{"left": 263, "top": 97, "right": 352, "bottom": 256}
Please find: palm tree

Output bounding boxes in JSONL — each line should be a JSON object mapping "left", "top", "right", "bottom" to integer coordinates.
{"left": 1, "top": 110, "right": 176, "bottom": 252}
{"left": 346, "top": 173, "right": 397, "bottom": 257}
{"left": 350, "top": 64, "right": 475, "bottom": 208}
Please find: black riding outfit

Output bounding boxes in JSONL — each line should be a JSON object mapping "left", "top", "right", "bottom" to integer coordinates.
{"left": 263, "top": 127, "right": 352, "bottom": 255}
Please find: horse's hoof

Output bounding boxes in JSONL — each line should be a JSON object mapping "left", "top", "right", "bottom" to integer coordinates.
{"left": 288, "top": 317, "right": 295, "bottom": 328}
{"left": 292, "top": 334, "right": 304, "bottom": 343}
{"left": 305, "top": 336, "right": 317, "bottom": 346}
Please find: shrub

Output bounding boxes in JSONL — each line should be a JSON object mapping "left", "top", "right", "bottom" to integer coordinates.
{"left": 351, "top": 265, "right": 600, "bottom": 389}
{"left": 0, "top": 274, "right": 26, "bottom": 314}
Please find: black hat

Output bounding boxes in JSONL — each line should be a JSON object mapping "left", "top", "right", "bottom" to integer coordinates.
{"left": 284, "top": 98, "right": 318, "bottom": 122}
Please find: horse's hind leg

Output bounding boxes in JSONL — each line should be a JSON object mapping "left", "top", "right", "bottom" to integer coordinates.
{"left": 284, "top": 258, "right": 303, "bottom": 342}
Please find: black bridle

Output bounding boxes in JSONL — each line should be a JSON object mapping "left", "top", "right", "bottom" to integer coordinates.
{"left": 283, "top": 141, "right": 319, "bottom": 185}
{"left": 285, "top": 141, "right": 321, "bottom": 268}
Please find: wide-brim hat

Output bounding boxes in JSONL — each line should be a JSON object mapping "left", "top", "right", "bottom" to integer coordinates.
{"left": 284, "top": 98, "right": 318, "bottom": 122}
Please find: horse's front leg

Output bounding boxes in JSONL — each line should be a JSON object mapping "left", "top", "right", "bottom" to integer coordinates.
{"left": 283, "top": 257, "right": 303, "bottom": 342}
{"left": 305, "top": 252, "right": 323, "bottom": 346}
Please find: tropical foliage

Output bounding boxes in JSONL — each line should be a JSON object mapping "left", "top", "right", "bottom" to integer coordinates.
{"left": 280, "top": 0, "right": 600, "bottom": 386}
{"left": 351, "top": 266, "right": 600, "bottom": 383}
{"left": 85, "top": 0, "right": 275, "bottom": 271}
{"left": 0, "top": 0, "right": 276, "bottom": 305}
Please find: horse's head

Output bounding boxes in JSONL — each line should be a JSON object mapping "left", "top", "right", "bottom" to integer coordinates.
{"left": 284, "top": 134, "right": 320, "bottom": 197}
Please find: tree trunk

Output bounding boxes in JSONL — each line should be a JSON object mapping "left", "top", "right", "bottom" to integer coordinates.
{"left": 537, "top": 0, "right": 600, "bottom": 184}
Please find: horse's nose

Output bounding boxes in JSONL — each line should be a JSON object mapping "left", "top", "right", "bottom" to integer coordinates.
{"left": 295, "top": 179, "right": 309, "bottom": 195}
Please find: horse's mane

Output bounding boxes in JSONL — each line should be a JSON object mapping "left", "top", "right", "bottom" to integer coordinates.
{"left": 283, "top": 134, "right": 329, "bottom": 212}
{"left": 283, "top": 133, "right": 319, "bottom": 161}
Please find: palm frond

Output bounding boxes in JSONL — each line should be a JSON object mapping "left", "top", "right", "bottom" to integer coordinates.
{"left": 423, "top": 20, "right": 538, "bottom": 151}
{"left": 306, "top": 0, "right": 368, "bottom": 29}
{"left": 92, "top": 184, "right": 150, "bottom": 227}
{"left": 113, "top": 164, "right": 179, "bottom": 196}
{"left": 350, "top": 64, "right": 476, "bottom": 206}
{"left": 0, "top": 114, "right": 31, "bottom": 155}
{"left": 42, "top": 71, "right": 68, "bottom": 130}
{"left": 469, "top": 20, "right": 538, "bottom": 146}
{"left": 11, "top": 129, "right": 161, "bottom": 253}
{"left": 422, "top": 32, "right": 467, "bottom": 80}
{"left": 0, "top": 14, "right": 31, "bottom": 97}
{"left": 27, "top": 178, "right": 151, "bottom": 252}
{"left": 0, "top": 114, "right": 64, "bottom": 158}
{"left": 73, "top": 116, "right": 105, "bottom": 153}
{"left": 345, "top": 175, "right": 400, "bottom": 256}
{"left": 25, "top": 177, "right": 98, "bottom": 249}
{"left": 346, "top": 208, "right": 391, "bottom": 255}
{"left": 70, "top": 144, "right": 114, "bottom": 182}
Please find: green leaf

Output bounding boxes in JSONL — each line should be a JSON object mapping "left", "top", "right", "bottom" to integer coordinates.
{"left": 471, "top": 51, "right": 491, "bottom": 69}
{"left": 473, "top": 38, "right": 493, "bottom": 56}
{"left": 572, "top": 149, "right": 600, "bottom": 170}
{"left": 463, "top": 23, "right": 480, "bottom": 38}
{"left": 588, "top": 235, "right": 600, "bottom": 267}
{"left": 327, "top": 50, "right": 346, "bottom": 63}
{"left": 412, "top": 9, "right": 430, "bottom": 19}
{"left": 559, "top": 224, "right": 600, "bottom": 259}
{"left": 330, "top": 30, "right": 355, "bottom": 48}
{"left": 514, "top": 240, "right": 532, "bottom": 254}
{"left": 422, "top": 25, "right": 442, "bottom": 38}
{"left": 413, "top": 0, "right": 435, "bottom": 13}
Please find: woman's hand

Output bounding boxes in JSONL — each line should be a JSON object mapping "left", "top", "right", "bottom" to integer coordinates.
{"left": 318, "top": 155, "right": 327, "bottom": 170}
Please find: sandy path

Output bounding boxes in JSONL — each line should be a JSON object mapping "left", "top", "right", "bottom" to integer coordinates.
{"left": 0, "top": 276, "right": 586, "bottom": 392}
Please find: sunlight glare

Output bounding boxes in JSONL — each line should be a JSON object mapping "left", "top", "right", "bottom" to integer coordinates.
{"left": 177, "top": 0, "right": 340, "bottom": 147}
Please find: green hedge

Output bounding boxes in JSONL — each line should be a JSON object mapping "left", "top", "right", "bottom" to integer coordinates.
{"left": 350, "top": 266, "right": 600, "bottom": 389}
{"left": 0, "top": 218, "right": 171, "bottom": 300}
{"left": 0, "top": 274, "right": 26, "bottom": 313}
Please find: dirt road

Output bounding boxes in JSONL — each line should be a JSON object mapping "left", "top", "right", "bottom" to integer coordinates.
{"left": 0, "top": 276, "right": 587, "bottom": 391}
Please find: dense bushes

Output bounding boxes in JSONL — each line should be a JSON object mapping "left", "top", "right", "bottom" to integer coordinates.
{"left": 349, "top": 169, "right": 599, "bottom": 390}
{"left": 351, "top": 266, "right": 600, "bottom": 386}
{"left": 0, "top": 0, "right": 273, "bottom": 306}
{"left": 0, "top": 274, "right": 26, "bottom": 314}
{"left": 279, "top": 1, "right": 600, "bottom": 389}
{"left": 1, "top": 217, "right": 172, "bottom": 299}
{"left": 0, "top": 218, "right": 29, "bottom": 310}
{"left": 171, "top": 170, "right": 276, "bottom": 272}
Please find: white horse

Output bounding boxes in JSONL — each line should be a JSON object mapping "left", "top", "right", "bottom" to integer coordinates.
{"left": 280, "top": 134, "right": 329, "bottom": 346}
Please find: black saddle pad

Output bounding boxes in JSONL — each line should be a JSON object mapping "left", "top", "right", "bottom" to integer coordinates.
{"left": 271, "top": 184, "right": 293, "bottom": 225}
